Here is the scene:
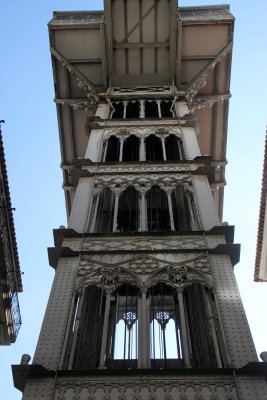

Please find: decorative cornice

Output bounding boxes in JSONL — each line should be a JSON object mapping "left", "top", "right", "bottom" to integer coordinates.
{"left": 77, "top": 254, "right": 211, "bottom": 291}
{"left": 95, "top": 165, "right": 190, "bottom": 174}
{"left": 178, "top": 6, "right": 234, "bottom": 23}
{"left": 102, "top": 125, "right": 182, "bottom": 140}
{"left": 49, "top": 12, "right": 104, "bottom": 26}
{"left": 93, "top": 119, "right": 182, "bottom": 128}
{"left": 81, "top": 236, "right": 208, "bottom": 253}
{"left": 54, "top": 378, "right": 237, "bottom": 400}
{"left": 93, "top": 173, "right": 192, "bottom": 193}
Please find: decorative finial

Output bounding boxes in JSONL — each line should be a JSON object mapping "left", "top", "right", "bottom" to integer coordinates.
{"left": 20, "top": 354, "right": 31, "bottom": 365}
{"left": 260, "top": 352, "right": 267, "bottom": 362}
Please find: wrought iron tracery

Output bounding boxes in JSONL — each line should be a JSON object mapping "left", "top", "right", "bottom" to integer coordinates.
{"left": 65, "top": 254, "right": 227, "bottom": 370}
{"left": 89, "top": 178, "right": 199, "bottom": 233}
{"left": 109, "top": 99, "right": 175, "bottom": 119}
{"left": 102, "top": 128, "right": 184, "bottom": 163}
{"left": 109, "top": 284, "right": 139, "bottom": 366}
{"left": 150, "top": 283, "right": 182, "bottom": 366}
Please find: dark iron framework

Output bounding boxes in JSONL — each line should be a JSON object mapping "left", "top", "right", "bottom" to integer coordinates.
{"left": 0, "top": 127, "right": 21, "bottom": 344}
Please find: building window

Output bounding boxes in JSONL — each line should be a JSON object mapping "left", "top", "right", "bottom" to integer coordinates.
{"left": 110, "top": 99, "right": 175, "bottom": 119}
{"left": 112, "top": 102, "right": 124, "bottom": 118}
{"left": 103, "top": 136, "right": 120, "bottom": 161}
{"left": 184, "top": 283, "right": 222, "bottom": 368}
{"left": 147, "top": 186, "right": 170, "bottom": 232}
{"left": 126, "top": 101, "right": 139, "bottom": 118}
{"left": 102, "top": 133, "right": 184, "bottom": 163}
{"left": 122, "top": 135, "right": 140, "bottom": 162}
{"left": 145, "top": 101, "right": 159, "bottom": 118}
{"left": 160, "top": 100, "right": 173, "bottom": 117}
{"left": 172, "top": 186, "right": 190, "bottom": 231}
{"left": 150, "top": 283, "right": 183, "bottom": 368}
{"left": 106, "top": 284, "right": 138, "bottom": 369}
{"left": 90, "top": 183, "right": 198, "bottom": 234}
{"left": 146, "top": 135, "right": 163, "bottom": 161}
{"left": 94, "top": 187, "right": 114, "bottom": 233}
{"left": 165, "top": 134, "right": 184, "bottom": 161}
{"left": 117, "top": 186, "right": 140, "bottom": 232}
{"left": 64, "top": 281, "right": 225, "bottom": 370}
{"left": 71, "top": 286, "right": 105, "bottom": 369}
{"left": 171, "top": 186, "right": 199, "bottom": 231}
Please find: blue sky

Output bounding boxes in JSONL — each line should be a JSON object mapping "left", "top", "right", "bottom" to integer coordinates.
{"left": 0, "top": 1, "right": 267, "bottom": 398}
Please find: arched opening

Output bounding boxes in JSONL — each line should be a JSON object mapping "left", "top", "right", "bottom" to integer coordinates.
{"left": 183, "top": 283, "right": 220, "bottom": 368}
{"left": 145, "top": 101, "right": 159, "bottom": 118}
{"left": 94, "top": 187, "right": 114, "bottom": 233}
{"left": 171, "top": 186, "right": 198, "bottom": 231}
{"left": 126, "top": 101, "right": 139, "bottom": 118}
{"left": 165, "top": 134, "right": 184, "bottom": 161}
{"left": 112, "top": 102, "right": 124, "bottom": 118}
{"left": 106, "top": 284, "right": 138, "bottom": 368}
{"left": 146, "top": 135, "right": 163, "bottom": 161}
{"left": 117, "top": 186, "right": 139, "bottom": 232}
{"left": 147, "top": 186, "right": 170, "bottom": 232}
{"left": 122, "top": 135, "right": 140, "bottom": 162}
{"left": 104, "top": 136, "right": 120, "bottom": 162}
{"left": 160, "top": 100, "right": 173, "bottom": 117}
{"left": 72, "top": 285, "right": 105, "bottom": 369}
{"left": 149, "top": 283, "right": 183, "bottom": 368}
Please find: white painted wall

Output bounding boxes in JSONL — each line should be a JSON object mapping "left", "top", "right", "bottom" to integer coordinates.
{"left": 181, "top": 127, "right": 201, "bottom": 160}
{"left": 192, "top": 175, "right": 220, "bottom": 230}
{"left": 176, "top": 101, "right": 189, "bottom": 117}
{"left": 68, "top": 177, "right": 95, "bottom": 233}
{"left": 85, "top": 129, "right": 104, "bottom": 161}
{"left": 95, "top": 103, "right": 109, "bottom": 119}
{"left": 85, "top": 103, "right": 109, "bottom": 161}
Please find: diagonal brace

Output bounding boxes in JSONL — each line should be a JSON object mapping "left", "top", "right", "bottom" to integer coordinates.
{"left": 186, "top": 41, "right": 233, "bottom": 104}
{"left": 50, "top": 46, "right": 99, "bottom": 98}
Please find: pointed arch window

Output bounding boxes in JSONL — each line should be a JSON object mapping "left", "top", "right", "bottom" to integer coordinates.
{"left": 106, "top": 284, "right": 138, "bottom": 369}
{"left": 147, "top": 186, "right": 170, "bottom": 232}
{"left": 126, "top": 101, "right": 139, "bottom": 118}
{"left": 145, "top": 101, "right": 159, "bottom": 118}
{"left": 94, "top": 187, "right": 114, "bottom": 233}
{"left": 112, "top": 102, "right": 124, "bottom": 118}
{"left": 160, "top": 100, "right": 173, "bottom": 117}
{"left": 103, "top": 136, "right": 120, "bottom": 162}
{"left": 171, "top": 186, "right": 199, "bottom": 231}
{"left": 165, "top": 134, "right": 184, "bottom": 161}
{"left": 109, "top": 99, "right": 176, "bottom": 119}
{"left": 63, "top": 281, "right": 226, "bottom": 370}
{"left": 150, "top": 283, "right": 183, "bottom": 368}
{"left": 70, "top": 286, "right": 105, "bottom": 369}
{"left": 122, "top": 135, "right": 139, "bottom": 162}
{"left": 117, "top": 186, "right": 139, "bottom": 232}
{"left": 183, "top": 283, "right": 224, "bottom": 368}
{"left": 146, "top": 135, "right": 163, "bottom": 161}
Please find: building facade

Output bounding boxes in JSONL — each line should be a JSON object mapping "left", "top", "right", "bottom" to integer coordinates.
{"left": 13, "top": 1, "right": 267, "bottom": 399}
{"left": 0, "top": 122, "right": 22, "bottom": 345}
{"left": 255, "top": 129, "right": 267, "bottom": 282}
